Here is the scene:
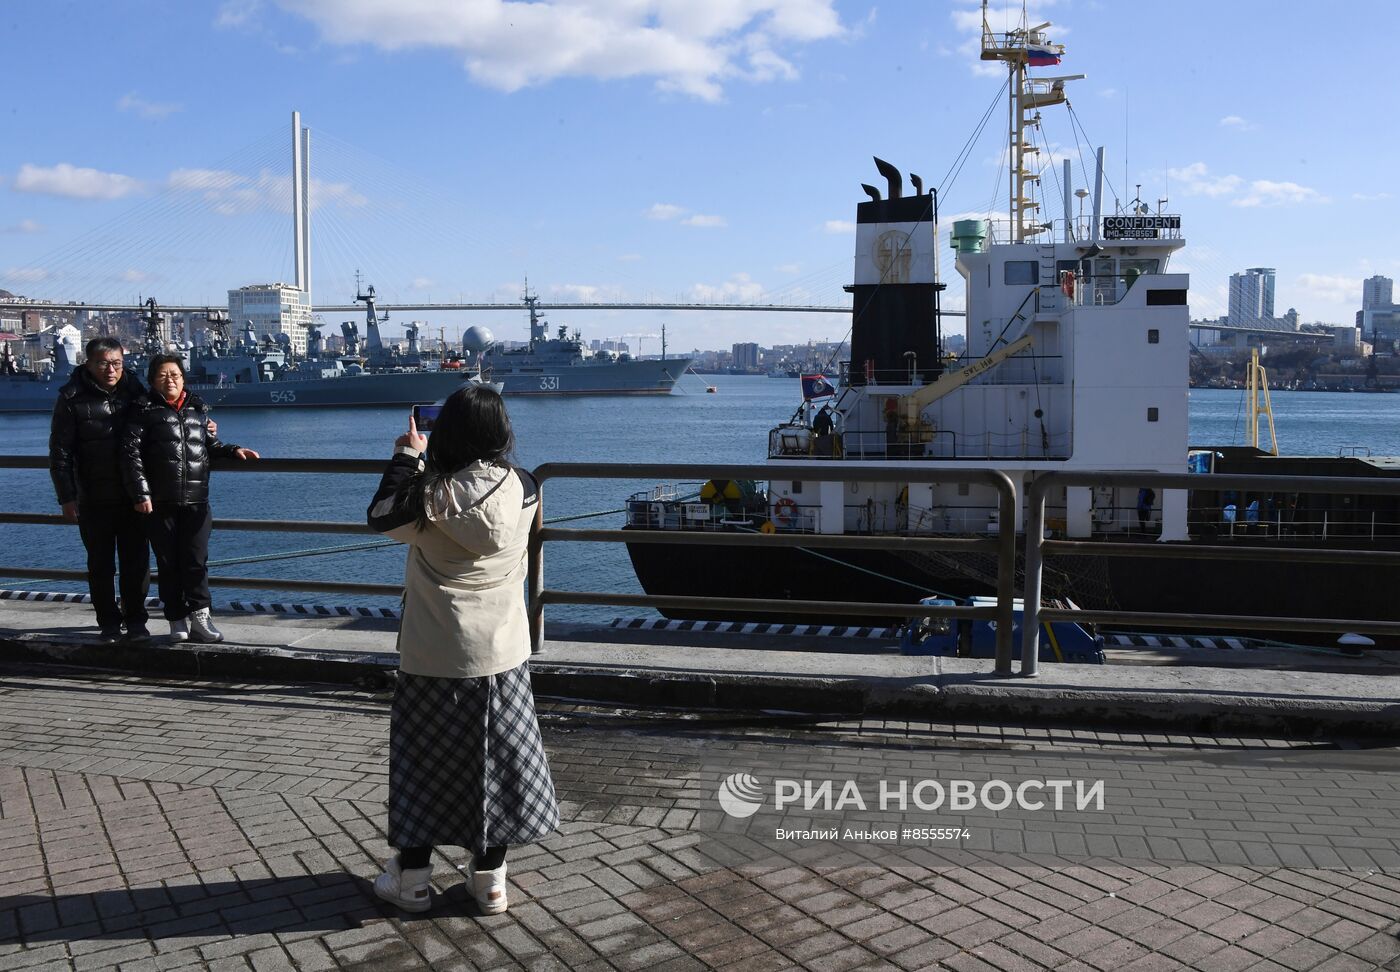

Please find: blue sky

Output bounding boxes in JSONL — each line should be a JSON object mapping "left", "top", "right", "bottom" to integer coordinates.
{"left": 1, "top": 0, "right": 1395, "bottom": 352}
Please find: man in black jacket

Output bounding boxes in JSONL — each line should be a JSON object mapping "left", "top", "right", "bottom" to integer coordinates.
{"left": 49, "top": 337, "right": 151, "bottom": 643}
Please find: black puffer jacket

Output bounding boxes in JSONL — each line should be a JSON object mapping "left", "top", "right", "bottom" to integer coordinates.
{"left": 49, "top": 368, "right": 147, "bottom": 506}
{"left": 122, "top": 390, "right": 240, "bottom": 505}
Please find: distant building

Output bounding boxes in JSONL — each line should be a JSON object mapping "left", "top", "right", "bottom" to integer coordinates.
{"left": 1333, "top": 326, "right": 1361, "bottom": 350}
{"left": 731, "top": 342, "right": 759, "bottom": 371}
{"left": 1227, "top": 267, "right": 1275, "bottom": 326}
{"left": 1363, "top": 275, "right": 1394, "bottom": 310}
{"left": 228, "top": 283, "right": 311, "bottom": 354}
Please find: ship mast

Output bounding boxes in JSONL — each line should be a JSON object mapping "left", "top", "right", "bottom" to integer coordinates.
{"left": 979, "top": 1, "right": 1080, "bottom": 242}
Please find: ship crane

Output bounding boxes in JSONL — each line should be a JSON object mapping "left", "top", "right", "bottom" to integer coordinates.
{"left": 895, "top": 334, "right": 1034, "bottom": 441}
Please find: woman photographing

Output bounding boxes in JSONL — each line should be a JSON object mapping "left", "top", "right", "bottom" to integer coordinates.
{"left": 122, "top": 354, "right": 258, "bottom": 643}
{"left": 367, "top": 385, "right": 558, "bottom": 914}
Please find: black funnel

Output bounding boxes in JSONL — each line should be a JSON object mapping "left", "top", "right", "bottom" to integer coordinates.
{"left": 873, "top": 157, "right": 903, "bottom": 199}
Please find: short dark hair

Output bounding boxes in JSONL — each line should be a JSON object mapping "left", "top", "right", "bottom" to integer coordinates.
{"left": 146, "top": 353, "right": 186, "bottom": 386}
{"left": 85, "top": 337, "right": 123, "bottom": 359}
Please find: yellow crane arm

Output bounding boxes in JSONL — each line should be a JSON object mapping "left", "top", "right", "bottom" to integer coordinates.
{"left": 901, "top": 334, "right": 1034, "bottom": 425}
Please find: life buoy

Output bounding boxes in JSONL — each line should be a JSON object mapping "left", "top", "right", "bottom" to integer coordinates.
{"left": 1061, "top": 270, "right": 1076, "bottom": 299}
{"left": 773, "top": 497, "right": 799, "bottom": 527}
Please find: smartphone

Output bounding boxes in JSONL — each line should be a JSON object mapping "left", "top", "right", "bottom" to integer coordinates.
{"left": 412, "top": 404, "right": 442, "bottom": 433}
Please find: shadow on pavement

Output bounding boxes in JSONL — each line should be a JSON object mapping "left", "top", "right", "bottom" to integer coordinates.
{"left": 1, "top": 874, "right": 476, "bottom": 944}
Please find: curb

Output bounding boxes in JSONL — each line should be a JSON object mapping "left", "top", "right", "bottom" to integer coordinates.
{"left": 3, "top": 633, "right": 1397, "bottom": 737}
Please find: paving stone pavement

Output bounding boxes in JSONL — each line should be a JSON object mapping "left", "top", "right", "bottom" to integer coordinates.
{"left": 2, "top": 665, "right": 1400, "bottom": 971}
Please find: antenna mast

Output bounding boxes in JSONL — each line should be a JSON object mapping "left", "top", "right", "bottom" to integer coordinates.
{"left": 979, "top": 1, "right": 1079, "bottom": 241}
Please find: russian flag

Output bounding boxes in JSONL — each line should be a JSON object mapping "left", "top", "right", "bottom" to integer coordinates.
{"left": 801, "top": 374, "right": 836, "bottom": 400}
{"left": 1027, "top": 44, "right": 1060, "bottom": 67}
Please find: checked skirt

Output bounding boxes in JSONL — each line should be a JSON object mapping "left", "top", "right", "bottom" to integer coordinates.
{"left": 387, "top": 662, "right": 559, "bottom": 853}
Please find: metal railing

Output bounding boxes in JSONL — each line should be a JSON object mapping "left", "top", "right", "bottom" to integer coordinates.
{"left": 0, "top": 456, "right": 399, "bottom": 596}
{"left": 1021, "top": 470, "right": 1400, "bottom": 676}
{"left": 529, "top": 462, "right": 1021, "bottom": 672}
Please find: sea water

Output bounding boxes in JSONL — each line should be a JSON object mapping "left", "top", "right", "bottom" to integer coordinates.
{"left": 4, "top": 378, "right": 1400, "bottom": 623}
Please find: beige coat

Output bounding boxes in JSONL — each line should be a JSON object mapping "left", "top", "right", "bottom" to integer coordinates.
{"left": 370, "top": 450, "right": 538, "bottom": 678}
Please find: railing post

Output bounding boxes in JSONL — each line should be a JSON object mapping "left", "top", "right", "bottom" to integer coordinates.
{"left": 993, "top": 471, "right": 1017, "bottom": 675}
{"left": 1020, "top": 474, "right": 1049, "bottom": 677}
{"left": 528, "top": 482, "right": 545, "bottom": 654}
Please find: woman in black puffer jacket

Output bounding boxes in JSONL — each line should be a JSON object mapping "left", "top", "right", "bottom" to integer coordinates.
{"left": 122, "top": 354, "right": 259, "bottom": 643}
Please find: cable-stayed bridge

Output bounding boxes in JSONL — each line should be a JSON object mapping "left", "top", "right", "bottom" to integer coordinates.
{"left": 1, "top": 298, "right": 965, "bottom": 317}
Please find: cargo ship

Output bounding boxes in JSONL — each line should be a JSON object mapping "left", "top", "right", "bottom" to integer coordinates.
{"left": 620, "top": 4, "right": 1400, "bottom": 644}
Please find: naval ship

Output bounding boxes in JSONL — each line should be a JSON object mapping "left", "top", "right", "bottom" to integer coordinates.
{"left": 474, "top": 288, "right": 694, "bottom": 395}
{"left": 0, "top": 281, "right": 692, "bottom": 411}
{"left": 620, "top": 5, "right": 1400, "bottom": 644}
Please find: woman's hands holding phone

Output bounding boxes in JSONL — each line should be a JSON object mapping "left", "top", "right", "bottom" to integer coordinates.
{"left": 396, "top": 414, "right": 428, "bottom": 452}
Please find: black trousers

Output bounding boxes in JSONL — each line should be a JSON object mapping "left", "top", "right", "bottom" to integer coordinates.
{"left": 77, "top": 503, "right": 150, "bottom": 629}
{"left": 144, "top": 503, "right": 213, "bottom": 621}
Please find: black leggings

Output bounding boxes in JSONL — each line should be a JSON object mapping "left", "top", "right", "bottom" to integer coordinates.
{"left": 400, "top": 845, "right": 506, "bottom": 871}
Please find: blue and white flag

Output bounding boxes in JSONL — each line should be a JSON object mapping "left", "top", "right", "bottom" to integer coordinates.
{"left": 801, "top": 374, "right": 836, "bottom": 400}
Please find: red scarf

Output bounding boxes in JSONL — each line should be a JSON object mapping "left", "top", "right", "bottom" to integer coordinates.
{"left": 164, "top": 390, "right": 187, "bottom": 410}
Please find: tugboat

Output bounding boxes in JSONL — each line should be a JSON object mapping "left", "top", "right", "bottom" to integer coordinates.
{"left": 622, "top": 3, "right": 1400, "bottom": 641}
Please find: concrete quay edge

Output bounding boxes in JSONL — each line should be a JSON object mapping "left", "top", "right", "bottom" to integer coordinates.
{"left": 2, "top": 616, "right": 1398, "bottom": 737}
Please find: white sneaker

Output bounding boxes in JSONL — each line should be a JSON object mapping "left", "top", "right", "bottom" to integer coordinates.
{"left": 373, "top": 856, "right": 433, "bottom": 913}
{"left": 188, "top": 608, "right": 223, "bottom": 644}
{"left": 467, "top": 860, "right": 508, "bottom": 914}
{"left": 170, "top": 617, "right": 190, "bottom": 643}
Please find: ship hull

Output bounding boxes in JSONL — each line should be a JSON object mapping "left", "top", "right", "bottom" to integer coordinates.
{"left": 0, "top": 357, "right": 686, "bottom": 412}
{"left": 488, "top": 357, "right": 690, "bottom": 396}
{"left": 624, "top": 530, "right": 1400, "bottom": 643}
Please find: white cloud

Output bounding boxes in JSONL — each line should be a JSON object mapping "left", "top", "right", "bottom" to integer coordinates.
{"left": 617, "top": 252, "right": 642, "bottom": 262}
{"left": 5, "top": 268, "right": 49, "bottom": 283}
{"left": 1, "top": 219, "right": 42, "bottom": 234}
{"left": 681, "top": 213, "right": 727, "bottom": 228}
{"left": 216, "top": 0, "right": 262, "bottom": 28}
{"left": 13, "top": 163, "right": 144, "bottom": 200}
{"left": 1352, "top": 191, "right": 1391, "bottom": 201}
{"left": 167, "top": 167, "right": 366, "bottom": 215}
{"left": 824, "top": 219, "right": 855, "bottom": 234}
{"left": 775, "top": 262, "right": 801, "bottom": 274}
{"left": 1167, "top": 162, "right": 1242, "bottom": 198}
{"left": 1295, "top": 273, "right": 1361, "bottom": 307}
{"left": 1167, "top": 162, "right": 1327, "bottom": 209}
{"left": 1232, "top": 180, "right": 1327, "bottom": 208}
{"left": 411, "top": 276, "right": 433, "bottom": 290}
{"left": 119, "top": 269, "right": 153, "bottom": 284}
{"left": 1218, "top": 114, "right": 1256, "bottom": 131}
{"left": 646, "top": 203, "right": 685, "bottom": 221}
{"left": 273, "top": 0, "right": 844, "bottom": 101}
{"left": 547, "top": 282, "right": 629, "bottom": 302}
{"left": 117, "top": 93, "right": 183, "bottom": 120}
{"left": 691, "top": 272, "right": 765, "bottom": 302}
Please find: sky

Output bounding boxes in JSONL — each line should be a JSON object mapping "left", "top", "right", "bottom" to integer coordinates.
{"left": 1, "top": 0, "right": 1396, "bottom": 353}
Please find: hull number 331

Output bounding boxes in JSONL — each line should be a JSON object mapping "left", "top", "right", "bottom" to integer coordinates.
{"left": 538, "top": 376, "right": 560, "bottom": 390}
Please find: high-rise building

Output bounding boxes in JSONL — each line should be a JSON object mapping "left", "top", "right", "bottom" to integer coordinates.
{"left": 228, "top": 283, "right": 311, "bottom": 354}
{"left": 1227, "top": 267, "right": 1275, "bottom": 325}
{"left": 1363, "top": 275, "right": 1394, "bottom": 310}
{"left": 731, "top": 342, "right": 760, "bottom": 371}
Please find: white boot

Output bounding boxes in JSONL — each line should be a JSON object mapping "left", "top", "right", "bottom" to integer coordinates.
{"left": 373, "top": 856, "right": 433, "bottom": 913}
{"left": 467, "top": 860, "right": 508, "bottom": 914}
{"left": 188, "top": 608, "right": 223, "bottom": 644}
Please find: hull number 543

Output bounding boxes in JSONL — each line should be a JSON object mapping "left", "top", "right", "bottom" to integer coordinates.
{"left": 270, "top": 390, "right": 298, "bottom": 403}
